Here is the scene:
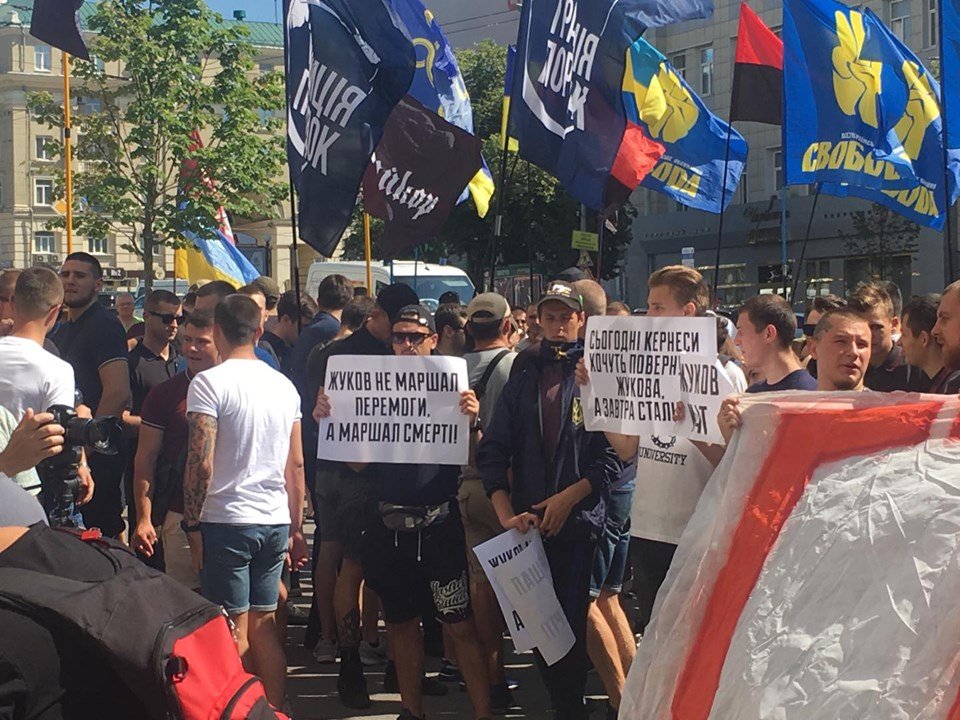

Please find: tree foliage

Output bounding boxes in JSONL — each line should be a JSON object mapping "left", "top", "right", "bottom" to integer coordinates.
{"left": 341, "top": 40, "right": 634, "bottom": 286}
{"left": 840, "top": 203, "right": 920, "bottom": 280}
{"left": 28, "top": 0, "right": 286, "bottom": 287}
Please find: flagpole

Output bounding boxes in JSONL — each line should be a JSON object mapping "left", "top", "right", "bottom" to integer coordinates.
{"left": 938, "top": 4, "right": 956, "bottom": 283}
{"left": 712, "top": 122, "right": 734, "bottom": 302}
{"left": 780, "top": 71, "right": 790, "bottom": 298}
{"left": 363, "top": 211, "right": 373, "bottom": 293}
{"left": 789, "top": 183, "right": 821, "bottom": 301}
{"left": 287, "top": 179, "right": 303, "bottom": 333}
{"left": 488, "top": 138, "right": 511, "bottom": 292}
{"left": 62, "top": 51, "right": 74, "bottom": 254}
{"left": 596, "top": 211, "right": 605, "bottom": 279}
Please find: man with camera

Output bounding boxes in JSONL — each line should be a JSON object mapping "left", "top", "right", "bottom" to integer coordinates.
{"left": 53, "top": 252, "right": 130, "bottom": 537}
{"left": 0, "top": 268, "right": 93, "bottom": 509}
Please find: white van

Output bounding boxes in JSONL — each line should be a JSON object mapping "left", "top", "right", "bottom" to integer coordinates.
{"left": 305, "top": 260, "right": 475, "bottom": 311}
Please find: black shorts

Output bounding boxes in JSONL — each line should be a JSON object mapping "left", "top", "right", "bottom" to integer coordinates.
{"left": 315, "top": 466, "right": 376, "bottom": 560}
{"left": 361, "top": 506, "right": 471, "bottom": 626}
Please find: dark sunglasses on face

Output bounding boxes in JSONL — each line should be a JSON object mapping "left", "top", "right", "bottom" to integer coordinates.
{"left": 148, "top": 310, "right": 184, "bottom": 325}
{"left": 391, "top": 331, "right": 431, "bottom": 346}
{"left": 802, "top": 323, "right": 817, "bottom": 337}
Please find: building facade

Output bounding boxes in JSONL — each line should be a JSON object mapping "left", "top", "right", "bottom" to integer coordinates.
{"left": 0, "top": 3, "right": 300, "bottom": 292}
{"left": 625, "top": 0, "right": 951, "bottom": 310}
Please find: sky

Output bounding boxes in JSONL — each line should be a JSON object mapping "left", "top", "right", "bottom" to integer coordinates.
{"left": 206, "top": 0, "right": 280, "bottom": 24}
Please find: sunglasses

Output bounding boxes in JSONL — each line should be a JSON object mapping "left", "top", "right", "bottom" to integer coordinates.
{"left": 391, "top": 331, "right": 432, "bottom": 346}
{"left": 148, "top": 310, "right": 184, "bottom": 325}
{"left": 802, "top": 323, "right": 817, "bottom": 337}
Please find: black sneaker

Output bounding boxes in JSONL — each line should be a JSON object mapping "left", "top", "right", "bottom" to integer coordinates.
{"left": 337, "top": 654, "right": 371, "bottom": 709}
{"left": 437, "top": 658, "right": 462, "bottom": 683}
{"left": 490, "top": 683, "right": 517, "bottom": 715}
{"left": 383, "top": 662, "right": 449, "bottom": 697}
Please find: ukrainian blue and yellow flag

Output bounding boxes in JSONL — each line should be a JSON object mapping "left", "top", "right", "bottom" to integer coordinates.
{"left": 785, "top": 0, "right": 956, "bottom": 228}
{"left": 501, "top": 45, "right": 519, "bottom": 153}
{"left": 390, "top": 0, "right": 494, "bottom": 217}
{"left": 623, "top": 37, "right": 747, "bottom": 213}
{"left": 173, "top": 208, "right": 260, "bottom": 287}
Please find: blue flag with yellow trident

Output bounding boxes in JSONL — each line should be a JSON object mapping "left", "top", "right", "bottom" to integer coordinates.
{"left": 783, "top": 0, "right": 942, "bottom": 199}
{"left": 623, "top": 37, "right": 747, "bottom": 213}
{"left": 389, "top": 0, "right": 495, "bottom": 217}
{"left": 816, "top": 18, "right": 959, "bottom": 229}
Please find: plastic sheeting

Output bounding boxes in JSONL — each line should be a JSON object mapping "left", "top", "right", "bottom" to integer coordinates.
{"left": 620, "top": 391, "right": 960, "bottom": 720}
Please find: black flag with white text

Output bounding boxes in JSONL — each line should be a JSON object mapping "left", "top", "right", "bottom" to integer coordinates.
{"left": 362, "top": 96, "right": 483, "bottom": 260}
{"left": 284, "top": 0, "right": 414, "bottom": 256}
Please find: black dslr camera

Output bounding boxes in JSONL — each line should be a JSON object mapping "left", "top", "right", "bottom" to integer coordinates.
{"left": 37, "top": 405, "right": 123, "bottom": 527}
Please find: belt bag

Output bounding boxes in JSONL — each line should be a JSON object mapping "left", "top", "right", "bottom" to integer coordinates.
{"left": 379, "top": 501, "right": 450, "bottom": 532}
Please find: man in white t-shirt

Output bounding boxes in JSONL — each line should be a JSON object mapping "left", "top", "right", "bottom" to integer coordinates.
{"left": 577, "top": 266, "right": 746, "bottom": 635}
{"left": 182, "top": 294, "right": 307, "bottom": 708}
{"left": 0, "top": 268, "right": 78, "bottom": 497}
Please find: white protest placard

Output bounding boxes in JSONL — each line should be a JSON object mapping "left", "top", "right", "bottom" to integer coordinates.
{"left": 473, "top": 529, "right": 575, "bottom": 665}
{"left": 582, "top": 316, "right": 717, "bottom": 436}
{"left": 674, "top": 354, "right": 737, "bottom": 444}
{"left": 318, "top": 355, "right": 469, "bottom": 465}
{"left": 472, "top": 529, "right": 537, "bottom": 652}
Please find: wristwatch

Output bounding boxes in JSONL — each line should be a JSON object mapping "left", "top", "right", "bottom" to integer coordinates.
{"left": 180, "top": 520, "right": 201, "bottom": 533}
{"left": 470, "top": 418, "right": 483, "bottom": 434}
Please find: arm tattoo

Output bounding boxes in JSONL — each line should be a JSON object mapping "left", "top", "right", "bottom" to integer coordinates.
{"left": 183, "top": 412, "right": 217, "bottom": 525}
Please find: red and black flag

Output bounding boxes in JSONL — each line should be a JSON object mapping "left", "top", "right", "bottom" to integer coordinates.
{"left": 730, "top": 2, "right": 782, "bottom": 125}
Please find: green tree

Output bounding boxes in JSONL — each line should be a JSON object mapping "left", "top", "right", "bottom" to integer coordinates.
{"left": 840, "top": 203, "right": 920, "bottom": 282}
{"left": 28, "top": 0, "right": 286, "bottom": 288}
{"left": 342, "top": 40, "right": 635, "bottom": 287}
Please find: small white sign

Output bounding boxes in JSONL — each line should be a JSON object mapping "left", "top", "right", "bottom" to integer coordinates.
{"left": 674, "top": 354, "right": 737, "bottom": 444}
{"left": 318, "top": 355, "right": 470, "bottom": 465}
{"left": 474, "top": 529, "right": 575, "bottom": 666}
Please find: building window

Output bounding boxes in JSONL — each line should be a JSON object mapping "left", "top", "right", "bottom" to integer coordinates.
{"left": 772, "top": 148, "right": 784, "bottom": 190}
{"left": 699, "top": 46, "right": 714, "bottom": 96}
{"left": 34, "top": 178, "right": 54, "bottom": 206}
{"left": 890, "top": 0, "right": 909, "bottom": 41}
{"left": 87, "top": 236, "right": 109, "bottom": 255}
{"left": 670, "top": 51, "right": 687, "bottom": 79}
{"left": 34, "top": 232, "right": 56, "bottom": 254}
{"left": 34, "top": 43, "right": 51, "bottom": 72}
{"left": 926, "top": 0, "right": 938, "bottom": 46}
{"left": 76, "top": 97, "right": 102, "bottom": 116}
{"left": 89, "top": 55, "right": 105, "bottom": 72}
{"left": 35, "top": 135, "right": 54, "bottom": 161}
{"left": 675, "top": 200, "right": 690, "bottom": 212}
{"left": 740, "top": 172, "right": 749, "bottom": 204}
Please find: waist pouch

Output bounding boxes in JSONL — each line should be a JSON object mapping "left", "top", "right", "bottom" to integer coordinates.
{"left": 378, "top": 501, "right": 450, "bottom": 532}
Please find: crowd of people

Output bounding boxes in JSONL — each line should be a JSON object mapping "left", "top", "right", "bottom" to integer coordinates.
{"left": 0, "top": 249, "right": 959, "bottom": 719}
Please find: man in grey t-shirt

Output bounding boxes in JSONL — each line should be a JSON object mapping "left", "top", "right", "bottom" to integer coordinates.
{"left": 458, "top": 292, "right": 517, "bottom": 712}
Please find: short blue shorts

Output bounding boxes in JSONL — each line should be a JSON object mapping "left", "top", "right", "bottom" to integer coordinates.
{"left": 590, "top": 488, "right": 634, "bottom": 598}
{"left": 200, "top": 522, "right": 288, "bottom": 614}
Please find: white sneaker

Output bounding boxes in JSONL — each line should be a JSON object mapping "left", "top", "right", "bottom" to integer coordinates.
{"left": 313, "top": 638, "right": 338, "bottom": 664}
{"left": 359, "top": 639, "right": 387, "bottom": 666}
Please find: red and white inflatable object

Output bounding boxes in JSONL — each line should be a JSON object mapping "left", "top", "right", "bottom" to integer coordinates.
{"left": 621, "top": 391, "right": 960, "bottom": 720}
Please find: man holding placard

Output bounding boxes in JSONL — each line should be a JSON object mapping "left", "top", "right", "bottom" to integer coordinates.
{"left": 477, "top": 281, "right": 621, "bottom": 720}
{"left": 576, "top": 266, "right": 745, "bottom": 635}
{"left": 315, "top": 304, "right": 492, "bottom": 720}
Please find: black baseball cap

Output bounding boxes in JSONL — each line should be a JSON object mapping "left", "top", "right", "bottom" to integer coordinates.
{"left": 394, "top": 303, "right": 436, "bottom": 333}
{"left": 376, "top": 283, "right": 420, "bottom": 322}
{"left": 538, "top": 280, "right": 583, "bottom": 312}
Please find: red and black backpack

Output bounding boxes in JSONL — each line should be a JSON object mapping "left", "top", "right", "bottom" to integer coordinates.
{"left": 0, "top": 525, "right": 290, "bottom": 720}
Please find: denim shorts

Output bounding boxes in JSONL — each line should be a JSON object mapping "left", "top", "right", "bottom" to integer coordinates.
{"left": 200, "top": 523, "right": 289, "bottom": 614}
{"left": 590, "top": 487, "right": 635, "bottom": 598}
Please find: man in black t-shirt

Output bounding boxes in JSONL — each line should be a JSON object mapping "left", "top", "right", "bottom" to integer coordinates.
{"left": 737, "top": 295, "right": 817, "bottom": 393}
{"left": 308, "top": 283, "right": 417, "bottom": 709}
{"left": 315, "top": 304, "right": 491, "bottom": 720}
{"left": 53, "top": 253, "right": 131, "bottom": 538}
{"left": 847, "top": 282, "right": 911, "bottom": 392}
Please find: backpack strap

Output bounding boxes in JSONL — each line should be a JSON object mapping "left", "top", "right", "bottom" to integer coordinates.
{"left": 472, "top": 349, "right": 511, "bottom": 401}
